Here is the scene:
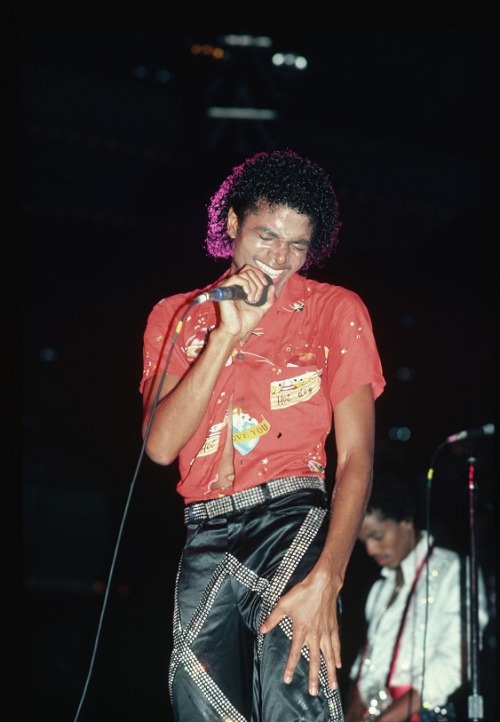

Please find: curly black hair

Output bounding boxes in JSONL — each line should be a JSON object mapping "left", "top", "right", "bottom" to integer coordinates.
{"left": 204, "top": 149, "right": 341, "bottom": 271}
{"left": 366, "top": 475, "right": 418, "bottom": 525}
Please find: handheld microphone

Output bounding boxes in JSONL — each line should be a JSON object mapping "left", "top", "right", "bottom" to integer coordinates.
{"left": 194, "top": 275, "right": 273, "bottom": 307}
{"left": 446, "top": 423, "right": 495, "bottom": 444}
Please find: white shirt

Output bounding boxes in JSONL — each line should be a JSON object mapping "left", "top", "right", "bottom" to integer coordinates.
{"left": 350, "top": 531, "right": 489, "bottom": 709}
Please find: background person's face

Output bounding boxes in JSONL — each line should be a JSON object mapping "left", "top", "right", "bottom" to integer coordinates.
{"left": 358, "top": 513, "right": 416, "bottom": 569}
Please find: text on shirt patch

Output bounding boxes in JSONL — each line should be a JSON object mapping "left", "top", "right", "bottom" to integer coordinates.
{"left": 270, "top": 370, "right": 322, "bottom": 410}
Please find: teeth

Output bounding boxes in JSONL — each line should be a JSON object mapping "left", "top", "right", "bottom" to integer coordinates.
{"left": 256, "top": 261, "right": 283, "bottom": 279}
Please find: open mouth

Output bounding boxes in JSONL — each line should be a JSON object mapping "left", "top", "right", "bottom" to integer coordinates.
{"left": 255, "top": 260, "right": 286, "bottom": 281}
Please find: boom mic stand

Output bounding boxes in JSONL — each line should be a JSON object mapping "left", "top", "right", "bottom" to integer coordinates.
{"left": 464, "top": 455, "right": 483, "bottom": 722}
{"left": 426, "top": 426, "right": 493, "bottom": 721}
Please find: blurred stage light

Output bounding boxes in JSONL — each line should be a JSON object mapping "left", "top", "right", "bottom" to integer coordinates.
{"left": 388, "top": 426, "right": 412, "bottom": 442}
{"left": 396, "top": 366, "right": 416, "bottom": 381}
{"left": 272, "top": 52, "right": 308, "bottom": 70}
{"left": 207, "top": 107, "right": 277, "bottom": 120}
{"left": 220, "top": 34, "right": 272, "bottom": 48}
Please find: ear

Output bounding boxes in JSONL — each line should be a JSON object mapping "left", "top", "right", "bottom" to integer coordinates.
{"left": 227, "top": 207, "right": 238, "bottom": 239}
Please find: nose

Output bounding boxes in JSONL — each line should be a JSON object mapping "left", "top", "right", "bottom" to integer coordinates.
{"left": 269, "top": 240, "right": 289, "bottom": 266}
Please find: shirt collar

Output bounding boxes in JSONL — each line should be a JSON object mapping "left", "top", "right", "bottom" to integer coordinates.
{"left": 381, "top": 530, "right": 434, "bottom": 582}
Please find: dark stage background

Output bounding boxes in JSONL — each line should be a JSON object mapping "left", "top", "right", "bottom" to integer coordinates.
{"left": 21, "top": 29, "right": 495, "bottom": 721}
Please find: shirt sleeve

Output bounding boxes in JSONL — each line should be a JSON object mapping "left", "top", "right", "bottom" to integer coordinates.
{"left": 139, "top": 294, "right": 191, "bottom": 394}
{"left": 416, "top": 557, "right": 463, "bottom": 705}
{"left": 415, "top": 558, "right": 489, "bottom": 706}
{"left": 324, "top": 289, "right": 386, "bottom": 409}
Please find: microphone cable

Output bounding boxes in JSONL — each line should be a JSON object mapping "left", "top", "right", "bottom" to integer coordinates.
{"left": 71, "top": 299, "right": 197, "bottom": 722}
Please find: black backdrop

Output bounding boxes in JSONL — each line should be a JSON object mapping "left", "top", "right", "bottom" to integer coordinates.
{"left": 20, "top": 29, "right": 495, "bottom": 722}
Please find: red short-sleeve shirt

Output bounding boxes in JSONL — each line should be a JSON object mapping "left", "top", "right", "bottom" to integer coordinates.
{"left": 141, "top": 272, "right": 386, "bottom": 504}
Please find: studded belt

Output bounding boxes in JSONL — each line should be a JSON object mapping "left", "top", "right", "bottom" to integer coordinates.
{"left": 184, "top": 475, "right": 326, "bottom": 524}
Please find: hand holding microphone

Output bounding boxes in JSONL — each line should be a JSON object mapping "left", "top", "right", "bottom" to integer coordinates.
{"left": 194, "top": 273, "right": 274, "bottom": 307}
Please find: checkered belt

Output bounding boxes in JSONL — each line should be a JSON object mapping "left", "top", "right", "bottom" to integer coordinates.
{"left": 184, "top": 475, "right": 326, "bottom": 524}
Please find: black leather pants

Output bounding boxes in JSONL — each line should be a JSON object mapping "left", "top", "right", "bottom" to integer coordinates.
{"left": 169, "top": 482, "right": 344, "bottom": 721}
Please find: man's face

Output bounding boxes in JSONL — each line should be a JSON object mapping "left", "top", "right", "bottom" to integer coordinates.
{"left": 358, "top": 512, "right": 416, "bottom": 569}
{"left": 228, "top": 202, "right": 312, "bottom": 296}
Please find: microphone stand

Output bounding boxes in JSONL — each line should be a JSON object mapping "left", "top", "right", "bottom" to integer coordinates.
{"left": 465, "top": 456, "right": 484, "bottom": 722}
{"left": 426, "top": 447, "right": 485, "bottom": 721}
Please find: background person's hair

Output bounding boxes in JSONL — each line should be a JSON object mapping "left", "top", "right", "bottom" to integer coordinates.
{"left": 205, "top": 148, "right": 341, "bottom": 272}
{"left": 366, "top": 474, "right": 418, "bottom": 525}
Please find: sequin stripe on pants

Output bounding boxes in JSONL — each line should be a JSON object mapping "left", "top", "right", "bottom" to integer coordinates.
{"left": 168, "top": 489, "right": 344, "bottom": 722}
